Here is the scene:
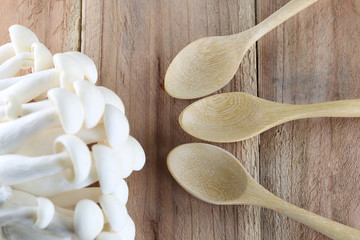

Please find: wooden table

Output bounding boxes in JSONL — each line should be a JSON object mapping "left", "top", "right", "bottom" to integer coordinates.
{"left": 1, "top": 0, "right": 360, "bottom": 239}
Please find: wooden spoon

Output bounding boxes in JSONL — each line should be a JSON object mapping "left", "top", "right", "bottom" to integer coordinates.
{"left": 165, "top": 0, "right": 318, "bottom": 99}
{"left": 167, "top": 143, "right": 360, "bottom": 240}
{"left": 180, "top": 92, "right": 360, "bottom": 142}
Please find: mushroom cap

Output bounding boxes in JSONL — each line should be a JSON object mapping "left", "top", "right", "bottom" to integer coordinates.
{"left": 115, "top": 146, "right": 133, "bottom": 179}
{"left": 104, "top": 104, "right": 129, "bottom": 149}
{"left": 47, "top": 88, "right": 85, "bottom": 134}
{"left": 113, "top": 179, "right": 129, "bottom": 205}
{"left": 53, "top": 53, "right": 84, "bottom": 91}
{"left": 98, "top": 86, "right": 125, "bottom": 114}
{"left": 99, "top": 194, "right": 128, "bottom": 232}
{"left": 54, "top": 135, "right": 91, "bottom": 184}
{"left": 9, "top": 25, "right": 39, "bottom": 54}
{"left": 31, "top": 42, "right": 53, "bottom": 72}
{"left": 74, "top": 199, "right": 104, "bottom": 240}
{"left": 93, "top": 144, "right": 122, "bottom": 194}
{"left": 74, "top": 80, "right": 105, "bottom": 129}
{"left": 35, "top": 197, "right": 55, "bottom": 229}
{"left": 116, "top": 216, "right": 135, "bottom": 240}
{"left": 65, "top": 51, "right": 98, "bottom": 84}
{"left": 127, "top": 136, "right": 146, "bottom": 171}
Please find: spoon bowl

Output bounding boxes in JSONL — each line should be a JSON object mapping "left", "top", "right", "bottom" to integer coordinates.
{"left": 167, "top": 143, "right": 360, "bottom": 240}
{"left": 165, "top": 0, "right": 318, "bottom": 99}
{"left": 167, "top": 142, "right": 248, "bottom": 204}
{"left": 165, "top": 35, "right": 249, "bottom": 99}
{"left": 180, "top": 92, "right": 360, "bottom": 142}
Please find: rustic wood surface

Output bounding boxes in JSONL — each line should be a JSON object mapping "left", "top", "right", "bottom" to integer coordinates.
{"left": 0, "top": 0, "right": 359, "bottom": 239}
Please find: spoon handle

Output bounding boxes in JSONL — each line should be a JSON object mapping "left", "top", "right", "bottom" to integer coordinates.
{"left": 249, "top": 0, "right": 318, "bottom": 41}
{"left": 260, "top": 193, "right": 360, "bottom": 240}
{"left": 286, "top": 99, "right": 360, "bottom": 119}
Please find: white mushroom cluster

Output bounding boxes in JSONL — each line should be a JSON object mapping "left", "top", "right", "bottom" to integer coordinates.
{"left": 0, "top": 25, "right": 145, "bottom": 240}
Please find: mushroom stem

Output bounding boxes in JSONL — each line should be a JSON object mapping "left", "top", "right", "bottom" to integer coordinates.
{"left": 0, "top": 52, "right": 34, "bottom": 79}
{"left": 0, "top": 152, "right": 68, "bottom": 184}
{"left": 0, "top": 107, "right": 59, "bottom": 154}
{"left": 49, "top": 187, "right": 102, "bottom": 208}
{"left": 0, "top": 43, "right": 15, "bottom": 65}
{"left": 2, "top": 223, "right": 72, "bottom": 240}
{"left": 13, "top": 160, "right": 98, "bottom": 197}
{"left": 45, "top": 207, "right": 74, "bottom": 237}
{"left": 0, "top": 100, "right": 52, "bottom": 122}
{"left": 0, "top": 197, "right": 54, "bottom": 229}
{"left": 0, "top": 68, "right": 60, "bottom": 105}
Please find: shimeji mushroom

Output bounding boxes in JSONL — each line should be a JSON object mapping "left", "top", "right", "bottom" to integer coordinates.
{"left": 1, "top": 223, "right": 72, "bottom": 240}
{"left": 0, "top": 87, "right": 84, "bottom": 154}
{"left": 0, "top": 43, "right": 15, "bottom": 65}
{"left": 0, "top": 52, "right": 78, "bottom": 110}
{"left": 96, "top": 216, "right": 135, "bottom": 240}
{"left": 0, "top": 25, "right": 53, "bottom": 79}
{"left": 49, "top": 187, "right": 102, "bottom": 208}
{"left": 0, "top": 134, "right": 91, "bottom": 185}
{"left": 0, "top": 197, "right": 55, "bottom": 229}
{"left": 0, "top": 50, "right": 97, "bottom": 114}
{"left": 74, "top": 199, "right": 104, "bottom": 240}
{"left": 93, "top": 144, "right": 123, "bottom": 194}
{"left": 99, "top": 194, "right": 129, "bottom": 233}
{"left": 74, "top": 79, "right": 105, "bottom": 129}
{"left": 0, "top": 52, "right": 34, "bottom": 79}
{"left": 13, "top": 160, "right": 98, "bottom": 197}
{"left": 17, "top": 123, "right": 107, "bottom": 157}
{"left": 98, "top": 86, "right": 125, "bottom": 114}
{"left": 0, "top": 99, "right": 52, "bottom": 122}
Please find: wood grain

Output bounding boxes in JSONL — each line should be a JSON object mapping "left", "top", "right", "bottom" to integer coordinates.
{"left": 0, "top": 0, "right": 359, "bottom": 239}
{"left": 81, "top": 0, "right": 259, "bottom": 239}
{"left": 0, "top": 0, "right": 81, "bottom": 53}
{"left": 257, "top": 0, "right": 360, "bottom": 239}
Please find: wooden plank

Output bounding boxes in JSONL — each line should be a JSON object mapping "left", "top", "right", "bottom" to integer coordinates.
{"left": 257, "top": 0, "right": 360, "bottom": 239}
{"left": 0, "top": 0, "right": 81, "bottom": 52}
{"left": 82, "top": 0, "right": 260, "bottom": 239}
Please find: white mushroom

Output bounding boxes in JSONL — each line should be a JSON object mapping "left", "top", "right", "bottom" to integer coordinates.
{"left": 93, "top": 144, "right": 123, "bottom": 194}
{"left": 74, "top": 79, "right": 105, "bottom": 129}
{"left": 0, "top": 134, "right": 91, "bottom": 185}
{"left": 96, "top": 216, "right": 135, "bottom": 240}
{"left": 9, "top": 25, "right": 39, "bottom": 54}
{"left": 0, "top": 43, "right": 15, "bottom": 65}
{"left": 0, "top": 52, "right": 34, "bottom": 79}
{"left": 1, "top": 223, "right": 72, "bottom": 240}
{"left": 31, "top": 42, "right": 53, "bottom": 72}
{"left": 0, "top": 87, "right": 84, "bottom": 154}
{"left": 65, "top": 51, "right": 98, "bottom": 84}
{"left": 113, "top": 180, "right": 129, "bottom": 205}
{"left": 103, "top": 104, "right": 130, "bottom": 148}
{"left": 45, "top": 206, "right": 75, "bottom": 237}
{"left": 0, "top": 68, "right": 60, "bottom": 114}
{"left": 99, "top": 194, "right": 129, "bottom": 232}
{"left": 49, "top": 187, "right": 102, "bottom": 208}
{"left": 0, "top": 197, "right": 54, "bottom": 229}
{"left": 0, "top": 25, "right": 53, "bottom": 79}
{"left": 98, "top": 86, "right": 125, "bottom": 114}
{"left": 0, "top": 98, "right": 52, "bottom": 122}
{"left": 13, "top": 159, "right": 98, "bottom": 197}
{"left": 74, "top": 199, "right": 104, "bottom": 240}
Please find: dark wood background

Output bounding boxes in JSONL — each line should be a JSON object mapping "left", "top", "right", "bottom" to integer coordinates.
{"left": 1, "top": 0, "right": 360, "bottom": 239}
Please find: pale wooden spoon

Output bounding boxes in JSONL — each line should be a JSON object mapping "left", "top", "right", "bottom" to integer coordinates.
{"left": 165, "top": 0, "right": 318, "bottom": 99}
{"left": 167, "top": 143, "right": 360, "bottom": 240}
{"left": 180, "top": 92, "right": 360, "bottom": 142}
